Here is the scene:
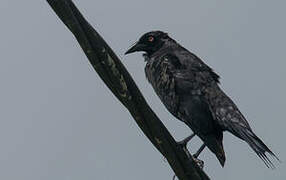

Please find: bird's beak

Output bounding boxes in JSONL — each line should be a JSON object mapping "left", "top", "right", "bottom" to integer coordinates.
{"left": 125, "top": 42, "right": 146, "bottom": 55}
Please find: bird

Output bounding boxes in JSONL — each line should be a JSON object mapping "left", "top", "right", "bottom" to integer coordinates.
{"left": 125, "top": 30, "right": 279, "bottom": 168}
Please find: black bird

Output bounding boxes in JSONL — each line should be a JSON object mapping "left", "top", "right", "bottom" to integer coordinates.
{"left": 125, "top": 31, "right": 279, "bottom": 167}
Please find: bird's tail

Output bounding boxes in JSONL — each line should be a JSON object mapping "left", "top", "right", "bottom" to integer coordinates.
{"left": 240, "top": 129, "right": 280, "bottom": 168}
{"left": 203, "top": 135, "right": 226, "bottom": 167}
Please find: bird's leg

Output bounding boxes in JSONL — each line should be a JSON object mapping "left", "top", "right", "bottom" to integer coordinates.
{"left": 189, "top": 144, "right": 206, "bottom": 169}
{"left": 193, "top": 144, "right": 206, "bottom": 158}
{"left": 177, "top": 133, "right": 195, "bottom": 147}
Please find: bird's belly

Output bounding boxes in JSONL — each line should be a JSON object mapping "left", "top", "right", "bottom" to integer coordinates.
{"left": 145, "top": 66, "right": 179, "bottom": 115}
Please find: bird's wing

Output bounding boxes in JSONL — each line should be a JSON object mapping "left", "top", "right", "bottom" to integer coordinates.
{"left": 171, "top": 49, "right": 252, "bottom": 131}
{"left": 205, "top": 87, "right": 252, "bottom": 133}
{"left": 165, "top": 51, "right": 254, "bottom": 141}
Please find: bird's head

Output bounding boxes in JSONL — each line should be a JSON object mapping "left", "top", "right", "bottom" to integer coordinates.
{"left": 125, "top": 31, "right": 169, "bottom": 56}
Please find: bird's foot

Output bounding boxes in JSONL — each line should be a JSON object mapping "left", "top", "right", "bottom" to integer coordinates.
{"left": 177, "top": 133, "right": 195, "bottom": 148}
{"left": 193, "top": 156, "right": 204, "bottom": 169}
{"left": 192, "top": 144, "right": 205, "bottom": 169}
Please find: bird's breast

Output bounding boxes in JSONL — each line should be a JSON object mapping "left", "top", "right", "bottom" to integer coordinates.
{"left": 145, "top": 57, "right": 179, "bottom": 114}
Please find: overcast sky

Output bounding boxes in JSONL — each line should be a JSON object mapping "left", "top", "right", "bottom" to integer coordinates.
{"left": 0, "top": 1, "right": 285, "bottom": 180}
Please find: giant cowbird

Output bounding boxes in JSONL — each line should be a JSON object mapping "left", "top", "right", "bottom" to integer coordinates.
{"left": 125, "top": 31, "right": 278, "bottom": 167}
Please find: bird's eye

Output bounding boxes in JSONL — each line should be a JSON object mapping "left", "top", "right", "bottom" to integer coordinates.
{"left": 148, "top": 36, "right": 154, "bottom": 42}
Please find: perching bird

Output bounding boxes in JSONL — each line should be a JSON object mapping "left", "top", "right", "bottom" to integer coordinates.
{"left": 125, "top": 31, "right": 279, "bottom": 167}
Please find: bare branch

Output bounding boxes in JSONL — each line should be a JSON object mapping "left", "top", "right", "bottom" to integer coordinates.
{"left": 46, "top": 0, "right": 210, "bottom": 179}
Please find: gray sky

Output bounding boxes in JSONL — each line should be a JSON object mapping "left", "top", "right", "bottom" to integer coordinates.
{"left": 0, "top": 1, "right": 285, "bottom": 180}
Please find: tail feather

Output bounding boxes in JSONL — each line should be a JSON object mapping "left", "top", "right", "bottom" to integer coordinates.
{"left": 241, "top": 129, "right": 279, "bottom": 168}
